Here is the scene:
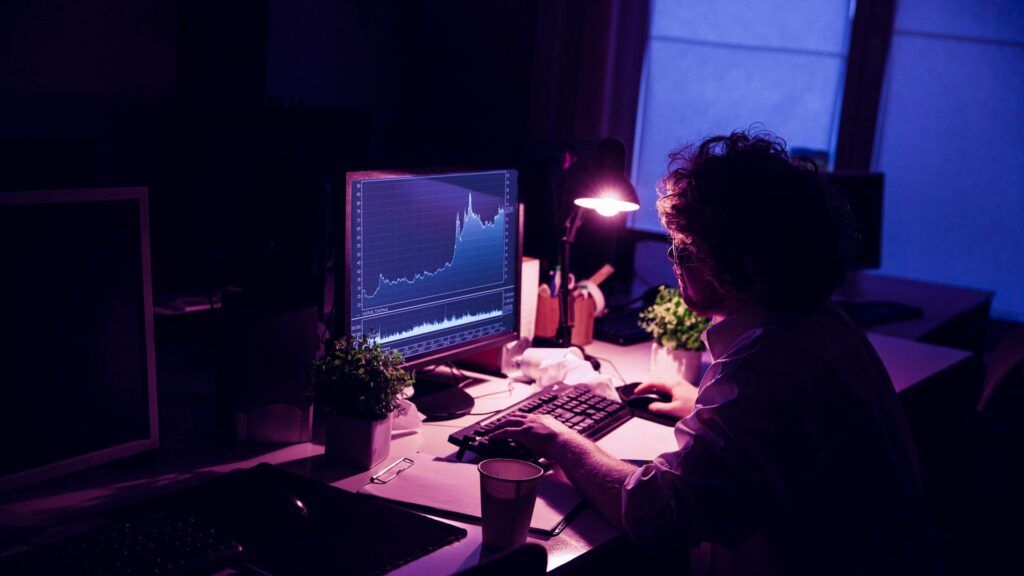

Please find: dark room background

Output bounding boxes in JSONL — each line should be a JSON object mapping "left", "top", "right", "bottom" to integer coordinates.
{"left": 1, "top": 0, "right": 1020, "bottom": 319}
{"left": 0, "top": 0, "right": 645, "bottom": 307}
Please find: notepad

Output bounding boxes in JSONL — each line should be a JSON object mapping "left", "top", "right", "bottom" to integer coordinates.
{"left": 358, "top": 454, "right": 585, "bottom": 536}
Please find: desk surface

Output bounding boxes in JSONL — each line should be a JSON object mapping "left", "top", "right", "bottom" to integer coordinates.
{"left": 587, "top": 333, "right": 972, "bottom": 395}
{"left": 0, "top": 335, "right": 974, "bottom": 574}
{"left": 835, "top": 271, "right": 992, "bottom": 344}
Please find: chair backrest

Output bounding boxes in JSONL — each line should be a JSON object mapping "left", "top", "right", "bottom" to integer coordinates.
{"left": 454, "top": 543, "right": 547, "bottom": 576}
{"left": 978, "top": 326, "right": 1024, "bottom": 412}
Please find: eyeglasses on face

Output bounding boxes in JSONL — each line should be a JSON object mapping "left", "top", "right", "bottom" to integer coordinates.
{"left": 666, "top": 241, "right": 709, "bottom": 267}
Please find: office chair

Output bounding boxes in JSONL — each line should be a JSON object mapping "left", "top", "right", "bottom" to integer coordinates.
{"left": 454, "top": 543, "right": 547, "bottom": 576}
{"left": 944, "top": 326, "right": 1024, "bottom": 574}
{"left": 976, "top": 327, "right": 1024, "bottom": 413}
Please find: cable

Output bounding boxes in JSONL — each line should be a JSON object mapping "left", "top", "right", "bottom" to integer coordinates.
{"left": 465, "top": 409, "right": 506, "bottom": 416}
{"left": 590, "top": 354, "right": 629, "bottom": 385}
{"left": 470, "top": 387, "right": 514, "bottom": 401}
{"left": 451, "top": 362, "right": 471, "bottom": 382}
{"left": 445, "top": 363, "right": 462, "bottom": 387}
{"left": 466, "top": 379, "right": 515, "bottom": 416}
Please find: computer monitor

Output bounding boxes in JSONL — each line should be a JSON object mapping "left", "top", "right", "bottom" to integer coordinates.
{"left": 826, "top": 171, "right": 884, "bottom": 270}
{"left": 344, "top": 170, "right": 520, "bottom": 418}
{"left": 0, "top": 188, "right": 159, "bottom": 492}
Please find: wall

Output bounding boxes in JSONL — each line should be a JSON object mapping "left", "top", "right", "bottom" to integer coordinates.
{"left": 0, "top": 0, "right": 178, "bottom": 186}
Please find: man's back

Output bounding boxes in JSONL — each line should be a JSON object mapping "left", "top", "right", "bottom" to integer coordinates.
{"left": 623, "top": 304, "right": 940, "bottom": 575}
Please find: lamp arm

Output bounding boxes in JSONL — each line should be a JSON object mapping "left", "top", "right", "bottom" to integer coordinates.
{"left": 563, "top": 205, "right": 587, "bottom": 243}
{"left": 556, "top": 206, "right": 588, "bottom": 346}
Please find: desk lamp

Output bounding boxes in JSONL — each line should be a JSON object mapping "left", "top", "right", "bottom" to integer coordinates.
{"left": 552, "top": 138, "right": 639, "bottom": 347}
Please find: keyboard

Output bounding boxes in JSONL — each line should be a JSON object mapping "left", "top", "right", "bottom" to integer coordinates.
{"left": 0, "top": 510, "right": 243, "bottom": 576}
{"left": 449, "top": 382, "right": 632, "bottom": 462}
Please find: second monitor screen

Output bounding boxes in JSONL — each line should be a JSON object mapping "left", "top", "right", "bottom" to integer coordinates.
{"left": 348, "top": 170, "right": 518, "bottom": 362}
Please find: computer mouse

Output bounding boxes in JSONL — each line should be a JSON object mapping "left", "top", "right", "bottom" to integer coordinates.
{"left": 263, "top": 485, "right": 310, "bottom": 525}
{"left": 625, "top": 391, "right": 672, "bottom": 410}
{"left": 207, "top": 482, "right": 311, "bottom": 537}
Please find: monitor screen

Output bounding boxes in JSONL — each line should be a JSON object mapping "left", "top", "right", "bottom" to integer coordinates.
{"left": 827, "top": 172, "right": 883, "bottom": 270}
{"left": 345, "top": 170, "right": 519, "bottom": 366}
{"left": 0, "top": 188, "right": 158, "bottom": 492}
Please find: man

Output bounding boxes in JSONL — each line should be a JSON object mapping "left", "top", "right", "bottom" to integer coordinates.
{"left": 491, "top": 131, "right": 939, "bottom": 574}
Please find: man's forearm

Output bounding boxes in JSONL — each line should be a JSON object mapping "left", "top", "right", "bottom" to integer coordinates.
{"left": 552, "top": 433, "right": 637, "bottom": 529}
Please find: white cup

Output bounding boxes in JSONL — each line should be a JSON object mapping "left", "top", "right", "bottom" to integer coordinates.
{"left": 478, "top": 458, "right": 543, "bottom": 548}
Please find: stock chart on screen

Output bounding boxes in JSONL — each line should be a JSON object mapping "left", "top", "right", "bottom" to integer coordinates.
{"left": 349, "top": 170, "right": 518, "bottom": 360}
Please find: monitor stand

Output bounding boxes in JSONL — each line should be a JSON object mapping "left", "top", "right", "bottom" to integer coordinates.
{"left": 409, "top": 368, "right": 484, "bottom": 421}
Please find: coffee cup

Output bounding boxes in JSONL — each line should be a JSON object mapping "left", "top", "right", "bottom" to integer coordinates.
{"left": 478, "top": 458, "right": 543, "bottom": 548}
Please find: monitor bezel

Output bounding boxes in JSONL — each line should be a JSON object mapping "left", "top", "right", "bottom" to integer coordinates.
{"left": 825, "top": 171, "right": 884, "bottom": 270}
{"left": 343, "top": 169, "right": 521, "bottom": 370}
{"left": 0, "top": 187, "right": 159, "bottom": 493}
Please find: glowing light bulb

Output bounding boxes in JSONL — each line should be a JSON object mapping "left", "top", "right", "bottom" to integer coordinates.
{"left": 574, "top": 195, "right": 640, "bottom": 217}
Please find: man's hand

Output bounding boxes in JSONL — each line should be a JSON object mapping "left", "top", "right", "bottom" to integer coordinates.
{"left": 490, "top": 411, "right": 637, "bottom": 530}
{"left": 488, "top": 413, "right": 580, "bottom": 461}
{"left": 634, "top": 380, "right": 699, "bottom": 420}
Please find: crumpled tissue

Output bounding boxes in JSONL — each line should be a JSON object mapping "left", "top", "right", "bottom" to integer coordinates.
{"left": 518, "top": 347, "right": 619, "bottom": 401}
{"left": 392, "top": 398, "right": 425, "bottom": 433}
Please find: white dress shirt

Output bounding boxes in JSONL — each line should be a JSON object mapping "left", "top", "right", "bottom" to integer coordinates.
{"left": 621, "top": 303, "right": 941, "bottom": 575}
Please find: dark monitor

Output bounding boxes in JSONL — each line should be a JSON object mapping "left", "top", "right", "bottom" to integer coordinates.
{"left": 827, "top": 171, "right": 884, "bottom": 269}
{"left": 344, "top": 170, "right": 520, "bottom": 418}
{"left": 0, "top": 188, "right": 158, "bottom": 492}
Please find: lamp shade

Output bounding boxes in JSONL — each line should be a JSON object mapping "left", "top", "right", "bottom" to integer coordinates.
{"left": 574, "top": 175, "right": 640, "bottom": 217}
{"left": 571, "top": 138, "right": 639, "bottom": 217}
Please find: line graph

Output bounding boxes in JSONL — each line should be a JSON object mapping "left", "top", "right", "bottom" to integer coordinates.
{"left": 349, "top": 170, "right": 518, "bottom": 360}
{"left": 361, "top": 193, "right": 505, "bottom": 307}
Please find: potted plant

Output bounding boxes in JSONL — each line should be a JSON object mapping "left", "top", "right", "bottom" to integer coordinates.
{"left": 638, "top": 285, "right": 712, "bottom": 385}
{"left": 309, "top": 334, "right": 415, "bottom": 469}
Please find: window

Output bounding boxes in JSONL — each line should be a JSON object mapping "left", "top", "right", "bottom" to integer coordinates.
{"left": 873, "top": 0, "right": 1024, "bottom": 320}
{"left": 630, "top": 0, "right": 855, "bottom": 232}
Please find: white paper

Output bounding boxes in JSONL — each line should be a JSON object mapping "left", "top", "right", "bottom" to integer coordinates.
{"left": 596, "top": 417, "right": 680, "bottom": 462}
{"left": 359, "top": 453, "right": 583, "bottom": 533}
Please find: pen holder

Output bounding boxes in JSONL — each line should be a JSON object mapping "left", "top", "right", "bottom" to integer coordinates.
{"left": 534, "top": 288, "right": 596, "bottom": 346}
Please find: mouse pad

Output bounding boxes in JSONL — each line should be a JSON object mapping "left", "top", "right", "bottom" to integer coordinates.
{"left": 137, "top": 463, "right": 467, "bottom": 576}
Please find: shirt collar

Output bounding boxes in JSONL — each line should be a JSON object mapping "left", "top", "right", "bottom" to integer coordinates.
{"left": 701, "top": 304, "right": 777, "bottom": 361}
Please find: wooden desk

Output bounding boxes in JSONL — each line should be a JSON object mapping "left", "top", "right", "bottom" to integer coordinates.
{"left": 0, "top": 335, "right": 976, "bottom": 574}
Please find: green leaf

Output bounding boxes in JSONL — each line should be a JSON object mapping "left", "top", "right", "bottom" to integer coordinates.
{"left": 636, "top": 285, "right": 710, "bottom": 351}
{"left": 308, "top": 334, "right": 414, "bottom": 418}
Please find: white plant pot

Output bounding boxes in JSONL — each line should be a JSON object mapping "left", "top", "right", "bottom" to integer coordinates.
{"left": 323, "top": 413, "right": 393, "bottom": 469}
{"left": 649, "top": 343, "right": 703, "bottom": 385}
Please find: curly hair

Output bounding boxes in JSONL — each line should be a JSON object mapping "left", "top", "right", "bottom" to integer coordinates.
{"left": 657, "top": 130, "right": 852, "bottom": 312}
